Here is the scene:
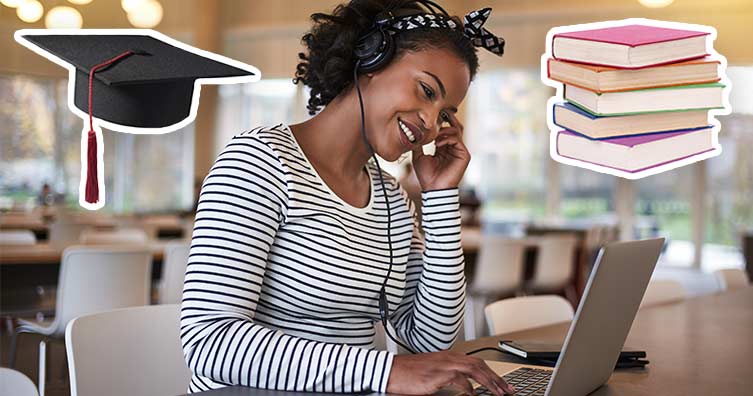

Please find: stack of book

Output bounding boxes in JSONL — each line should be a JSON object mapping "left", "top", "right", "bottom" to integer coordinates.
{"left": 545, "top": 24, "right": 724, "bottom": 173}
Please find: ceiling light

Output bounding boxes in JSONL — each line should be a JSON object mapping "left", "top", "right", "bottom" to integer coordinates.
{"left": 17, "top": 0, "right": 44, "bottom": 23}
{"left": 45, "top": 6, "right": 83, "bottom": 29}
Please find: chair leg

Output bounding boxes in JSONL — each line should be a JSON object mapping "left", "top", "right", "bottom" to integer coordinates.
{"left": 564, "top": 284, "right": 578, "bottom": 308}
{"left": 8, "top": 328, "right": 22, "bottom": 368}
{"left": 478, "top": 295, "right": 491, "bottom": 337}
{"left": 39, "top": 339, "right": 47, "bottom": 396}
{"left": 464, "top": 297, "right": 477, "bottom": 341}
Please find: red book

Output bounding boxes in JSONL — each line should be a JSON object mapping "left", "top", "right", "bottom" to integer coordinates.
{"left": 552, "top": 24, "right": 709, "bottom": 69}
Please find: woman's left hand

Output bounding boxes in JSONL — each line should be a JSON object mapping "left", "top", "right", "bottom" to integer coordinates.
{"left": 411, "top": 112, "right": 471, "bottom": 191}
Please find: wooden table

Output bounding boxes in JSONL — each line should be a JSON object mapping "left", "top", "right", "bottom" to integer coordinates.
{"left": 184, "top": 287, "right": 753, "bottom": 396}
{"left": 0, "top": 241, "right": 170, "bottom": 265}
{"left": 453, "top": 286, "right": 753, "bottom": 396}
{"left": 0, "top": 216, "right": 50, "bottom": 240}
{"left": 1, "top": 212, "right": 188, "bottom": 241}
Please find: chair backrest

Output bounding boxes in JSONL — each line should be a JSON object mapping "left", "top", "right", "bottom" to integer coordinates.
{"left": 0, "top": 229, "right": 36, "bottom": 245}
{"left": 48, "top": 220, "right": 89, "bottom": 246}
{"left": 713, "top": 268, "right": 750, "bottom": 292}
{"left": 584, "top": 225, "right": 607, "bottom": 250}
{"left": 529, "top": 234, "right": 579, "bottom": 292}
{"left": 484, "top": 295, "right": 575, "bottom": 336}
{"left": 639, "top": 279, "right": 687, "bottom": 308}
{"left": 471, "top": 235, "right": 526, "bottom": 295}
{"left": 79, "top": 228, "right": 148, "bottom": 245}
{"left": 159, "top": 241, "right": 190, "bottom": 304}
{"left": 49, "top": 245, "right": 152, "bottom": 338}
{"left": 65, "top": 304, "right": 191, "bottom": 396}
{"left": 0, "top": 367, "right": 39, "bottom": 396}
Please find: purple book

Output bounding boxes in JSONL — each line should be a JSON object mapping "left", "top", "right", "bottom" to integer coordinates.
{"left": 557, "top": 127, "right": 714, "bottom": 173}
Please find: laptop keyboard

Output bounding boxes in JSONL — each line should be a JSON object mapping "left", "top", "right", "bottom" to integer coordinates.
{"left": 474, "top": 367, "right": 553, "bottom": 396}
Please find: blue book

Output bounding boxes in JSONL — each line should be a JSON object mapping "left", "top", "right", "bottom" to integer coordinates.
{"left": 553, "top": 102, "right": 710, "bottom": 140}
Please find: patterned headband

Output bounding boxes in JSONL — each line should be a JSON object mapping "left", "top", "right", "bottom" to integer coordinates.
{"left": 383, "top": 7, "right": 505, "bottom": 57}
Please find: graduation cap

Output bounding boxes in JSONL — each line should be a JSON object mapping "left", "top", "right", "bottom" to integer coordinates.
{"left": 14, "top": 29, "right": 260, "bottom": 210}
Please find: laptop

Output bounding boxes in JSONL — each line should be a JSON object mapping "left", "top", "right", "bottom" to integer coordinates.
{"left": 462, "top": 237, "right": 665, "bottom": 396}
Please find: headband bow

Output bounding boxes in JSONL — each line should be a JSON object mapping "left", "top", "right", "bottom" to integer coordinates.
{"left": 384, "top": 7, "right": 505, "bottom": 57}
{"left": 462, "top": 8, "right": 505, "bottom": 56}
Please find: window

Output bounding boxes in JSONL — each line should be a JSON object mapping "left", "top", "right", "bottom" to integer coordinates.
{"left": 706, "top": 67, "right": 753, "bottom": 247}
{"left": 699, "top": 66, "right": 753, "bottom": 271}
{"left": 215, "top": 78, "right": 302, "bottom": 156}
{"left": 634, "top": 165, "right": 695, "bottom": 267}
{"left": 560, "top": 165, "right": 617, "bottom": 219}
{"left": 465, "top": 69, "right": 551, "bottom": 222}
{"left": 216, "top": 78, "right": 421, "bottom": 180}
{"left": 0, "top": 74, "right": 194, "bottom": 213}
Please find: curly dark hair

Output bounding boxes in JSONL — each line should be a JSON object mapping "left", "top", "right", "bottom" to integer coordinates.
{"left": 292, "top": 0, "right": 480, "bottom": 116}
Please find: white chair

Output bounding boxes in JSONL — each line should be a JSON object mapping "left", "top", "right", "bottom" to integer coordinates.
{"left": 159, "top": 241, "right": 190, "bottom": 304}
{"left": 713, "top": 268, "right": 750, "bottom": 292}
{"left": 584, "top": 225, "right": 608, "bottom": 268}
{"left": 527, "top": 234, "right": 579, "bottom": 298}
{"left": 9, "top": 245, "right": 152, "bottom": 396}
{"left": 465, "top": 236, "right": 527, "bottom": 340}
{"left": 0, "top": 367, "right": 39, "bottom": 396}
{"left": 639, "top": 279, "right": 687, "bottom": 308}
{"left": 0, "top": 229, "right": 36, "bottom": 245}
{"left": 65, "top": 304, "right": 191, "bottom": 396}
{"left": 79, "top": 227, "right": 148, "bottom": 245}
{"left": 484, "top": 295, "right": 575, "bottom": 336}
{"left": 48, "top": 220, "right": 89, "bottom": 246}
{"left": 115, "top": 216, "right": 159, "bottom": 240}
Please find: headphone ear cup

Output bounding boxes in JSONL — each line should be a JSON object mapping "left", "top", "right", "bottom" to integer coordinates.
{"left": 354, "top": 27, "right": 395, "bottom": 74}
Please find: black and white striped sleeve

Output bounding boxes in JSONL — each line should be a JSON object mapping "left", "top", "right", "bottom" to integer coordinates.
{"left": 180, "top": 134, "right": 394, "bottom": 393}
{"left": 391, "top": 186, "right": 466, "bottom": 352}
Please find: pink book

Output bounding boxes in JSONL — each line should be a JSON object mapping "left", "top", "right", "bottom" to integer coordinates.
{"left": 556, "top": 127, "right": 715, "bottom": 173}
{"left": 552, "top": 24, "right": 709, "bottom": 69}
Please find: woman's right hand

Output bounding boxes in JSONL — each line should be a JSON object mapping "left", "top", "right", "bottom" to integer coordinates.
{"left": 386, "top": 351, "right": 516, "bottom": 396}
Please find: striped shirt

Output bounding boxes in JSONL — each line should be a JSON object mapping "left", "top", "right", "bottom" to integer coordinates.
{"left": 180, "top": 123, "right": 466, "bottom": 393}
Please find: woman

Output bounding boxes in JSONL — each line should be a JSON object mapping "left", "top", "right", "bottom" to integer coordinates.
{"left": 180, "top": 1, "right": 514, "bottom": 395}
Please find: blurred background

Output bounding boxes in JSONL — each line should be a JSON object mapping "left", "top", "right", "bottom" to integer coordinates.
{"left": 0, "top": 1, "right": 752, "bottom": 394}
{"left": 3, "top": 0, "right": 751, "bottom": 269}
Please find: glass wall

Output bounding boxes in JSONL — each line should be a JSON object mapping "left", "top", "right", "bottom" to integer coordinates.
{"left": 215, "top": 78, "right": 302, "bottom": 156}
{"left": 464, "top": 69, "right": 551, "bottom": 223}
{"left": 211, "top": 66, "right": 752, "bottom": 269}
{"left": 0, "top": 74, "right": 194, "bottom": 213}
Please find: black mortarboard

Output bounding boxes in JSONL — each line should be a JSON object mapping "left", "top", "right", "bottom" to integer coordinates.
{"left": 14, "top": 29, "right": 260, "bottom": 209}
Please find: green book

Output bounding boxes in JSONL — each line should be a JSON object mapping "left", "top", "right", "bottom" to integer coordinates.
{"left": 564, "top": 82, "right": 725, "bottom": 117}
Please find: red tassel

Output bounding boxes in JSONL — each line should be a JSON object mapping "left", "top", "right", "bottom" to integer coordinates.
{"left": 83, "top": 50, "right": 135, "bottom": 206}
{"left": 85, "top": 129, "right": 98, "bottom": 203}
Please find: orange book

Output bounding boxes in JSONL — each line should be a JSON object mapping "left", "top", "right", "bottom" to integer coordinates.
{"left": 547, "top": 56, "right": 720, "bottom": 93}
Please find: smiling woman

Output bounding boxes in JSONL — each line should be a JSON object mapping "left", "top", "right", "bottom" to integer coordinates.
{"left": 179, "top": 1, "right": 513, "bottom": 395}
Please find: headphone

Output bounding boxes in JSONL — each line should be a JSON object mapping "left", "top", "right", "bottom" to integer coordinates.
{"left": 351, "top": 0, "right": 452, "bottom": 355}
{"left": 354, "top": 0, "right": 449, "bottom": 73}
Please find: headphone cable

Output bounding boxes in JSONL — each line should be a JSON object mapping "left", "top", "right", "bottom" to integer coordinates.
{"left": 353, "top": 60, "right": 417, "bottom": 355}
